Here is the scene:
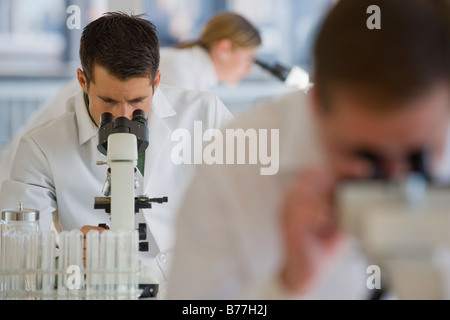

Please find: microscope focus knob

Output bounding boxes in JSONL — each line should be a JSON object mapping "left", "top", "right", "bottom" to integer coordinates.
{"left": 138, "top": 223, "right": 147, "bottom": 241}
{"left": 139, "top": 242, "right": 149, "bottom": 252}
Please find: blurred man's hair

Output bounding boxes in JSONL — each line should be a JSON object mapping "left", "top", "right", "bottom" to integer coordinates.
{"left": 314, "top": 0, "right": 450, "bottom": 110}
{"left": 80, "top": 12, "right": 160, "bottom": 86}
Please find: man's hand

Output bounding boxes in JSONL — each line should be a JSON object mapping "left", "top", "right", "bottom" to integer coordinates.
{"left": 81, "top": 225, "right": 109, "bottom": 236}
{"left": 280, "top": 167, "right": 343, "bottom": 295}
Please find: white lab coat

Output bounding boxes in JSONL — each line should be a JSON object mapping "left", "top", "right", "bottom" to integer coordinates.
{"left": 167, "top": 90, "right": 450, "bottom": 300}
{"left": 0, "top": 80, "right": 82, "bottom": 188}
{"left": 159, "top": 46, "right": 218, "bottom": 91}
{"left": 0, "top": 47, "right": 221, "bottom": 187}
{"left": 0, "top": 85, "right": 234, "bottom": 291}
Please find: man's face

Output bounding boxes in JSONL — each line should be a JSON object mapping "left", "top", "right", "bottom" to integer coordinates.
{"left": 313, "top": 83, "right": 450, "bottom": 181}
{"left": 77, "top": 65, "right": 161, "bottom": 125}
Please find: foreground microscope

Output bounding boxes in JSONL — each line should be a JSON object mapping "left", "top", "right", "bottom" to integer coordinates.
{"left": 338, "top": 151, "right": 450, "bottom": 299}
{"left": 94, "top": 110, "right": 168, "bottom": 299}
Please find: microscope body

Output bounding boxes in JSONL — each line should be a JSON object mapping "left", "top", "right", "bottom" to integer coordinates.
{"left": 105, "top": 133, "right": 138, "bottom": 232}
{"left": 95, "top": 110, "right": 149, "bottom": 232}
{"left": 94, "top": 110, "right": 168, "bottom": 299}
{"left": 338, "top": 177, "right": 450, "bottom": 299}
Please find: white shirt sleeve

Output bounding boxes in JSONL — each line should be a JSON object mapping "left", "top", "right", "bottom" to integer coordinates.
{"left": 0, "top": 134, "right": 57, "bottom": 233}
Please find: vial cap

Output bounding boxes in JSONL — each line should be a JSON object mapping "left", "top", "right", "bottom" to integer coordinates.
{"left": 1, "top": 202, "right": 40, "bottom": 222}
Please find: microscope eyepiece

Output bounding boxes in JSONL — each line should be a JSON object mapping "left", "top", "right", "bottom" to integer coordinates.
{"left": 97, "top": 110, "right": 149, "bottom": 156}
{"left": 99, "top": 112, "right": 114, "bottom": 128}
{"left": 132, "top": 110, "right": 147, "bottom": 126}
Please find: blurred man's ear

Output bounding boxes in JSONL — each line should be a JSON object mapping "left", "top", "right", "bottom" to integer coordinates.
{"left": 77, "top": 68, "right": 89, "bottom": 94}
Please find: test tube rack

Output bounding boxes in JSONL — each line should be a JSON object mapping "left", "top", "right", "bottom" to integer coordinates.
{"left": 0, "top": 229, "right": 141, "bottom": 300}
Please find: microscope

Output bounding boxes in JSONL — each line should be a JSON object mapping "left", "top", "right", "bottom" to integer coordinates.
{"left": 338, "top": 151, "right": 450, "bottom": 300}
{"left": 94, "top": 110, "right": 168, "bottom": 298}
{"left": 254, "top": 59, "right": 312, "bottom": 92}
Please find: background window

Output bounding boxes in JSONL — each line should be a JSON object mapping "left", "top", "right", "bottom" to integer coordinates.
{"left": 143, "top": 0, "right": 333, "bottom": 113}
{"left": 145, "top": 0, "right": 333, "bottom": 71}
{"left": 0, "top": 0, "right": 106, "bottom": 148}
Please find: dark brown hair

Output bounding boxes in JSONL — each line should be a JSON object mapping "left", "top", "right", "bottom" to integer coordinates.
{"left": 79, "top": 12, "right": 160, "bottom": 86}
{"left": 314, "top": 0, "right": 450, "bottom": 110}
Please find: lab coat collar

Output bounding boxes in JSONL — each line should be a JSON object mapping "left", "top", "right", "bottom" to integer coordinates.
{"left": 276, "top": 91, "right": 326, "bottom": 176}
{"left": 152, "top": 86, "right": 177, "bottom": 119}
{"left": 75, "top": 87, "right": 177, "bottom": 146}
{"left": 75, "top": 91, "right": 98, "bottom": 146}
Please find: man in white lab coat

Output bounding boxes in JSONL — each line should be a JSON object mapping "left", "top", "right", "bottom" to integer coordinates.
{"left": 0, "top": 12, "right": 261, "bottom": 186}
{"left": 167, "top": 0, "right": 450, "bottom": 299}
{"left": 0, "top": 12, "right": 233, "bottom": 295}
{"left": 0, "top": 13, "right": 261, "bottom": 185}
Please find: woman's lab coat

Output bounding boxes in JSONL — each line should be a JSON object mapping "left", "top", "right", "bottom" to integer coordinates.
{"left": 159, "top": 46, "right": 218, "bottom": 91}
{"left": 0, "top": 85, "right": 233, "bottom": 292}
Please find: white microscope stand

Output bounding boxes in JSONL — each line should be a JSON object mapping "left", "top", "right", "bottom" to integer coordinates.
{"left": 106, "top": 133, "right": 137, "bottom": 232}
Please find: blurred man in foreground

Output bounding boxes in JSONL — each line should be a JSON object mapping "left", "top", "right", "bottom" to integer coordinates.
{"left": 168, "top": 0, "right": 450, "bottom": 299}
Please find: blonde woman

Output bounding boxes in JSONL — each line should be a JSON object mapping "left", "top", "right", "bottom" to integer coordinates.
{"left": 159, "top": 12, "right": 262, "bottom": 91}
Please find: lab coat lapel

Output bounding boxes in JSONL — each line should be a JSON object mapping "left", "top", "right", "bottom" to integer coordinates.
{"left": 143, "top": 88, "right": 176, "bottom": 189}
{"left": 74, "top": 91, "right": 98, "bottom": 146}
